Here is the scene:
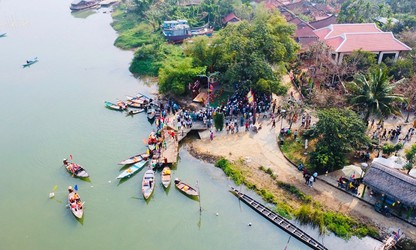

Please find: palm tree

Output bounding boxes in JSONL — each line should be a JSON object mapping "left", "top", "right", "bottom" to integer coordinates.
{"left": 348, "top": 68, "right": 405, "bottom": 121}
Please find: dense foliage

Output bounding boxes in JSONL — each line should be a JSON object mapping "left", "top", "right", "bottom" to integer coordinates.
{"left": 185, "top": 8, "right": 299, "bottom": 93}
{"left": 158, "top": 57, "right": 206, "bottom": 95}
{"left": 309, "top": 108, "right": 368, "bottom": 173}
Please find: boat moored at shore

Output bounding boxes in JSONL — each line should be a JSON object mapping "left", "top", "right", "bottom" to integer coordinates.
{"left": 70, "top": 0, "right": 100, "bottom": 11}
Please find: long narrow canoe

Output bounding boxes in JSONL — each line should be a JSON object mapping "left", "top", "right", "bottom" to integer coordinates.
{"left": 68, "top": 189, "right": 84, "bottom": 219}
{"left": 142, "top": 169, "right": 155, "bottom": 200}
{"left": 118, "top": 153, "right": 149, "bottom": 165}
{"left": 161, "top": 166, "right": 172, "bottom": 188}
{"left": 104, "top": 101, "right": 126, "bottom": 111}
{"left": 63, "top": 159, "right": 89, "bottom": 178}
{"left": 117, "top": 160, "right": 148, "bottom": 179}
{"left": 174, "top": 178, "right": 199, "bottom": 197}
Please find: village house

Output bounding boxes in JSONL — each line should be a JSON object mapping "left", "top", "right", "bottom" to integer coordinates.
{"left": 313, "top": 23, "right": 412, "bottom": 65}
{"left": 222, "top": 13, "right": 241, "bottom": 26}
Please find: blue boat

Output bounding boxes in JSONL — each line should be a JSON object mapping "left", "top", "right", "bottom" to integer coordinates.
{"left": 117, "top": 160, "right": 148, "bottom": 179}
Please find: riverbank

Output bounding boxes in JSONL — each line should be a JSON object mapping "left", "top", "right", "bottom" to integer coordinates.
{"left": 184, "top": 118, "right": 416, "bottom": 246}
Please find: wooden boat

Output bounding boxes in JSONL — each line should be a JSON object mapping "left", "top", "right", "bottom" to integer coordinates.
{"left": 63, "top": 159, "right": 89, "bottom": 178}
{"left": 70, "top": 0, "right": 100, "bottom": 11}
{"left": 118, "top": 153, "right": 149, "bottom": 165}
{"left": 174, "top": 178, "right": 199, "bottom": 197}
{"left": 161, "top": 166, "right": 172, "bottom": 188}
{"left": 22, "top": 57, "right": 39, "bottom": 68}
{"left": 142, "top": 169, "right": 155, "bottom": 200}
{"left": 126, "top": 95, "right": 149, "bottom": 105}
{"left": 104, "top": 101, "right": 127, "bottom": 111}
{"left": 68, "top": 187, "right": 84, "bottom": 219}
{"left": 127, "top": 109, "right": 144, "bottom": 115}
{"left": 147, "top": 105, "right": 156, "bottom": 120}
{"left": 126, "top": 100, "right": 144, "bottom": 109}
{"left": 117, "top": 160, "right": 148, "bottom": 179}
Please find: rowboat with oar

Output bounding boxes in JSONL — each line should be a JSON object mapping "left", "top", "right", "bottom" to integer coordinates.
{"left": 68, "top": 186, "right": 84, "bottom": 219}
{"left": 118, "top": 153, "right": 149, "bottom": 165}
{"left": 63, "top": 159, "right": 89, "bottom": 178}
{"left": 161, "top": 166, "right": 172, "bottom": 188}
{"left": 174, "top": 178, "right": 199, "bottom": 197}
{"left": 142, "top": 169, "right": 155, "bottom": 200}
{"left": 117, "top": 160, "right": 148, "bottom": 179}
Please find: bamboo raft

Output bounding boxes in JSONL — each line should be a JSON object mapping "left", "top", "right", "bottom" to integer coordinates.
{"left": 230, "top": 187, "right": 328, "bottom": 250}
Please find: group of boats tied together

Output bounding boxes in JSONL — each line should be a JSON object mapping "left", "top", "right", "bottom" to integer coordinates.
{"left": 63, "top": 93, "right": 199, "bottom": 219}
{"left": 104, "top": 93, "right": 161, "bottom": 119}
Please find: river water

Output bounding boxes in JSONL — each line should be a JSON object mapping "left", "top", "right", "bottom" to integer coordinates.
{"left": 0, "top": 0, "right": 381, "bottom": 249}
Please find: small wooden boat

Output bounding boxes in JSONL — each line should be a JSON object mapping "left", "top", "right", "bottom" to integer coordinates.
{"left": 174, "top": 178, "right": 199, "bottom": 197}
{"left": 117, "top": 160, "right": 148, "bottom": 179}
{"left": 127, "top": 109, "right": 144, "bottom": 115}
{"left": 68, "top": 186, "right": 84, "bottom": 219}
{"left": 126, "top": 95, "right": 149, "bottom": 105}
{"left": 126, "top": 100, "right": 144, "bottom": 109}
{"left": 22, "top": 57, "right": 39, "bottom": 68}
{"left": 118, "top": 153, "right": 149, "bottom": 165}
{"left": 161, "top": 166, "right": 172, "bottom": 188}
{"left": 63, "top": 159, "right": 89, "bottom": 178}
{"left": 147, "top": 105, "right": 156, "bottom": 120}
{"left": 105, "top": 101, "right": 127, "bottom": 111}
{"left": 142, "top": 169, "right": 155, "bottom": 200}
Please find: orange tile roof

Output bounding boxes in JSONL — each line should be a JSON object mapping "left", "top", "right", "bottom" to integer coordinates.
{"left": 314, "top": 23, "right": 411, "bottom": 53}
{"left": 314, "top": 23, "right": 381, "bottom": 39}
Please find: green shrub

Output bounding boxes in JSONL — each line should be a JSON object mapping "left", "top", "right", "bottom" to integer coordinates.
{"left": 214, "top": 158, "right": 244, "bottom": 185}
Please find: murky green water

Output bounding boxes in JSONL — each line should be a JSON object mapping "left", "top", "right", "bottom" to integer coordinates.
{"left": 0, "top": 0, "right": 381, "bottom": 249}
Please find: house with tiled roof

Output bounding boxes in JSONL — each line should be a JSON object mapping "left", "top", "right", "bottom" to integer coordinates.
{"left": 314, "top": 23, "right": 411, "bottom": 65}
{"left": 222, "top": 13, "right": 241, "bottom": 25}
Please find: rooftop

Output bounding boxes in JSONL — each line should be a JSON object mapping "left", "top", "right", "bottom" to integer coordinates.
{"left": 363, "top": 161, "right": 416, "bottom": 207}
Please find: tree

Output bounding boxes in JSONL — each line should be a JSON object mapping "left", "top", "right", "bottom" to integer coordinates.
{"left": 396, "top": 75, "right": 416, "bottom": 122}
{"left": 404, "top": 144, "right": 416, "bottom": 174}
{"left": 186, "top": 6, "right": 299, "bottom": 93}
{"left": 348, "top": 68, "right": 405, "bottom": 121}
{"left": 213, "top": 112, "right": 224, "bottom": 131}
{"left": 158, "top": 57, "right": 206, "bottom": 95}
{"left": 309, "top": 108, "right": 369, "bottom": 173}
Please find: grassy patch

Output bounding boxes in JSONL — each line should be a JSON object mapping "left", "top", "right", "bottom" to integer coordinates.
{"left": 276, "top": 181, "right": 311, "bottom": 203}
{"left": 280, "top": 137, "right": 309, "bottom": 166}
{"left": 259, "top": 166, "right": 277, "bottom": 180}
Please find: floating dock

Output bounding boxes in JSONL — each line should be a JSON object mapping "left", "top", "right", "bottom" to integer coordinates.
{"left": 230, "top": 187, "right": 328, "bottom": 250}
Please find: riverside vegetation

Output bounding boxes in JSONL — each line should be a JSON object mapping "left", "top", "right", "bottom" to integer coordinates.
{"left": 214, "top": 158, "right": 379, "bottom": 239}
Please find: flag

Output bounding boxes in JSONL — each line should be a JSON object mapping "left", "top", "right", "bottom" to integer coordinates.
{"left": 246, "top": 89, "right": 254, "bottom": 104}
{"left": 74, "top": 184, "right": 78, "bottom": 191}
{"left": 70, "top": 154, "right": 73, "bottom": 160}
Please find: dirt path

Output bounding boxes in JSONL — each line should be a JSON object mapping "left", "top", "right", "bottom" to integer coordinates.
{"left": 188, "top": 118, "right": 416, "bottom": 241}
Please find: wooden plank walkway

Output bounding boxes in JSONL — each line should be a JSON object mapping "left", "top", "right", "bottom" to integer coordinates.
{"left": 159, "top": 129, "right": 178, "bottom": 164}
{"left": 230, "top": 187, "right": 328, "bottom": 250}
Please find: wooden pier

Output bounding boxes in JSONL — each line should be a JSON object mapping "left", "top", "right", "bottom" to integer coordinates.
{"left": 230, "top": 187, "right": 328, "bottom": 250}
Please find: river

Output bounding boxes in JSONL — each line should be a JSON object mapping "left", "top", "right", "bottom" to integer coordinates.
{"left": 0, "top": 0, "right": 381, "bottom": 249}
